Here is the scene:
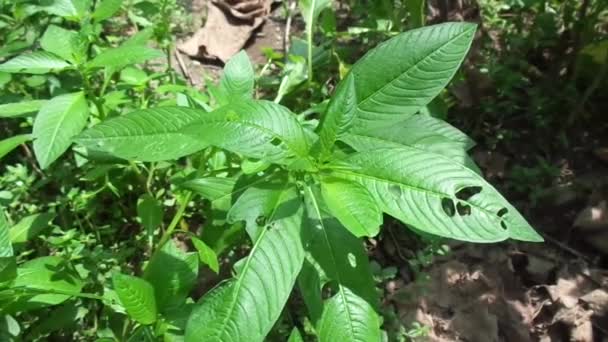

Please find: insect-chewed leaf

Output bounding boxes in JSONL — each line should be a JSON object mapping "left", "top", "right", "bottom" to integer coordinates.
{"left": 33, "top": 92, "right": 89, "bottom": 169}
{"left": 330, "top": 147, "right": 543, "bottom": 242}
{"left": 0, "top": 51, "right": 71, "bottom": 74}
{"left": 75, "top": 106, "right": 209, "bottom": 162}
{"left": 183, "top": 100, "right": 310, "bottom": 164}
{"left": 185, "top": 186, "right": 305, "bottom": 341}
{"left": 112, "top": 273, "right": 158, "bottom": 325}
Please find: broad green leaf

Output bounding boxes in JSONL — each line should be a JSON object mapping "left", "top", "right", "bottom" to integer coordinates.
{"left": 317, "top": 287, "right": 381, "bottom": 342}
{"left": 33, "top": 92, "right": 89, "bottom": 169}
{"left": 340, "top": 116, "right": 480, "bottom": 173}
{"left": 113, "top": 273, "right": 157, "bottom": 325}
{"left": 216, "top": 50, "right": 254, "bottom": 105}
{"left": 316, "top": 73, "right": 356, "bottom": 158}
{"left": 137, "top": 194, "right": 163, "bottom": 240}
{"left": 40, "top": 25, "right": 86, "bottom": 63}
{"left": 302, "top": 186, "right": 381, "bottom": 340}
{"left": 11, "top": 256, "right": 83, "bottom": 308}
{"left": 227, "top": 179, "right": 288, "bottom": 240}
{"left": 0, "top": 51, "right": 71, "bottom": 74}
{"left": 0, "top": 134, "right": 31, "bottom": 161}
{"left": 9, "top": 212, "right": 55, "bottom": 248}
{"left": 0, "top": 100, "right": 47, "bottom": 118}
{"left": 144, "top": 241, "right": 198, "bottom": 310}
{"left": 180, "top": 177, "right": 237, "bottom": 201}
{"left": 93, "top": 0, "right": 122, "bottom": 21}
{"left": 186, "top": 187, "right": 305, "bottom": 341}
{"left": 184, "top": 100, "right": 310, "bottom": 164}
{"left": 327, "top": 22, "right": 476, "bottom": 132}
{"left": 87, "top": 44, "right": 163, "bottom": 70}
{"left": 320, "top": 177, "right": 382, "bottom": 237}
{"left": 40, "top": 0, "right": 89, "bottom": 20}
{"left": 191, "top": 236, "right": 219, "bottom": 273}
{"left": 0, "top": 257, "right": 17, "bottom": 283}
{"left": 26, "top": 302, "right": 79, "bottom": 339}
{"left": 330, "top": 148, "right": 543, "bottom": 242}
{"left": 75, "top": 107, "right": 208, "bottom": 162}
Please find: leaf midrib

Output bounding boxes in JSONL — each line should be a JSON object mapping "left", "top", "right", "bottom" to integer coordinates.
{"left": 305, "top": 186, "right": 358, "bottom": 339}
{"left": 37, "top": 93, "right": 83, "bottom": 165}
{"left": 355, "top": 25, "right": 475, "bottom": 110}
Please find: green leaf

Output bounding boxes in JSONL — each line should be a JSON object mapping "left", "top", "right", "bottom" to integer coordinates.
{"left": 320, "top": 177, "right": 382, "bottom": 237}
{"left": 9, "top": 213, "right": 55, "bottom": 248}
{"left": 216, "top": 50, "right": 255, "bottom": 105}
{"left": 180, "top": 177, "right": 237, "bottom": 201}
{"left": 302, "top": 186, "right": 381, "bottom": 340}
{"left": 11, "top": 256, "right": 83, "bottom": 308}
{"left": 316, "top": 73, "right": 356, "bottom": 158}
{"left": 137, "top": 194, "right": 163, "bottom": 240}
{"left": 317, "top": 287, "right": 381, "bottom": 342}
{"left": 87, "top": 44, "right": 163, "bottom": 70}
{"left": 40, "top": 0, "right": 89, "bottom": 20}
{"left": 0, "top": 209, "right": 12, "bottom": 257}
{"left": 0, "top": 134, "right": 31, "bottom": 161}
{"left": 299, "top": 0, "right": 332, "bottom": 30}
{"left": 405, "top": 0, "right": 426, "bottom": 28}
{"left": 0, "top": 100, "right": 47, "bottom": 118}
{"left": 40, "top": 25, "right": 87, "bottom": 64}
{"left": 144, "top": 241, "right": 198, "bottom": 310}
{"left": 92, "top": 0, "right": 122, "bottom": 21}
{"left": 75, "top": 107, "right": 208, "bottom": 162}
{"left": 288, "top": 327, "right": 304, "bottom": 342}
{"left": 340, "top": 116, "right": 480, "bottom": 173}
{"left": 191, "top": 237, "right": 219, "bottom": 274}
{"left": 325, "top": 22, "right": 476, "bottom": 133}
{"left": 112, "top": 273, "right": 157, "bottom": 325}
{"left": 184, "top": 100, "right": 310, "bottom": 165}
{"left": 185, "top": 187, "right": 305, "bottom": 341}
{"left": 227, "top": 179, "right": 289, "bottom": 240}
{"left": 33, "top": 92, "right": 89, "bottom": 169}
{"left": 0, "top": 51, "right": 71, "bottom": 74}
{"left": 330, "top": 148, "right": 543, "bottom": 242}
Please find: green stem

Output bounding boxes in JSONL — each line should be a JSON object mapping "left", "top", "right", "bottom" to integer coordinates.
{"left": 156, "top": 191, "right": 193, "bottom": 250}
{"left": 307, "top": 24, "right": 313, "bottom": 83}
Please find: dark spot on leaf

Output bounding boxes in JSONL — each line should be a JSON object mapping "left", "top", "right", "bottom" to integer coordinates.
{"left": 456, "top": 202, "right": 471, "bottom": 216}
{"left": 255, "top": 216, "right": 266, "bottom": 226}
{"left": 441, "top": 198, "right": 455, "bottom": 217}
{"left": 497, "top": 208, "right": 508, "bottom": 217}
{"left": 270, "top": 137, "right": 282, "bottom": 146}
{"left": 455, "top": 186, "right": 482, "bottom": 201}
{"left": 500, "top": 221, "right": 508, "bottom": 230}
{"left": 389, "top": 184, "right": 401, "bottom": 198}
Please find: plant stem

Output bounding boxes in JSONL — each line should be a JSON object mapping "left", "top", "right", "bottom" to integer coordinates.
{"left": 156, "top": 191, "right": 193, "bottom": 250}
{"left": 307, "top": 23, "right": 313, "bottom": 83}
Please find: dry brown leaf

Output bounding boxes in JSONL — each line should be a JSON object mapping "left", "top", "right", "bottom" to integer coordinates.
{"left": 178, "top": 0, "right": 271, "bottom": 62}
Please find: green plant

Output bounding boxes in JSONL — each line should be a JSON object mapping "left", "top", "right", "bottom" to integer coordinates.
{"left": 56, "top": 22, "right": 541, "bottom": 340}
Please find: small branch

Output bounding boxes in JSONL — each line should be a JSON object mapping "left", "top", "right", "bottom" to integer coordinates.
{"left": 283, "top": 0, "right": 297, "bottom": 60}
{"left": 156, "top": 191, "right": 193, "bottom": 251}
{"left": 174, "top": 49, "right": 194, "bottom": 86}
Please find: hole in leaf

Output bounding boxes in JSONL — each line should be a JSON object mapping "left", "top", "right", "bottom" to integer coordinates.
{"left": 255, "top": 216, "right": 266, "bottom": 226}
{"left": 270, "top": 137, "right": 282, "bottom": 146}
{"left": 455, "top": 186, "right": 482, "bottom": 201}
{"left": 347, "top": 253, "right": 357, "bottom": 268}
{"left": 497, "top": 208, "right": 509, "bottom": 217}
{"left": 456, "top": 202, "right": 471, "bottom": 216}
{"left": 441, "top": 198, "right": 456, "bottom": 217}
{"left": 389, "top": 184, "right": 401, "bottom": 198}
{"left": 500, "top": 221, "right": 508, "bottom": 230}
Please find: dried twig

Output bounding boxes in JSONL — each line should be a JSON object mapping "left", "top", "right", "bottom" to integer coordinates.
{"left": 283, "top": 0, "right": 297, "bottom": 59}
{"left": 174, "top": 49, "right": 194, "bottom": 86}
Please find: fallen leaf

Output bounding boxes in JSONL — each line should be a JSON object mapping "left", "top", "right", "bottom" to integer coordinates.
{"left": 178, "top": 0, "right": 271, "bottom": 62}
